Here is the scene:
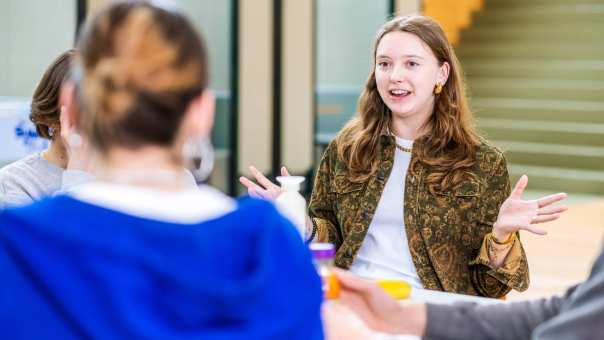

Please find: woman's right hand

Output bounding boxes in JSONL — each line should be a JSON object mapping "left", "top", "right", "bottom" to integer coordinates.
{"left": 239, "top": 166, "right": 290, "bottom": 200}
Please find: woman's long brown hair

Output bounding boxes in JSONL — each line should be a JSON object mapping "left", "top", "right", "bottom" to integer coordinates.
{"left": 336, "top": 15, "right": 480, "bottom": 193}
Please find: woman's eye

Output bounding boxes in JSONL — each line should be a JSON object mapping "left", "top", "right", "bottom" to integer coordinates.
{"left": 377, "top": 61, "right": 389, "bottom": 68}
{"left": 408, "top": 61, "right": 419, "bottom": 67}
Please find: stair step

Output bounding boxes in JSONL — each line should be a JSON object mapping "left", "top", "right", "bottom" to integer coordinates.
{"left": 457, "top": 43, "right": 604, "bottom": 60}
{"left": 493, "top": 140, "right": 604, "bottom": 171}
{"left": 482, "top": 4, "right": 604, "bottom": 17}
{"left": 478, "top": 119, "right": 604, "bottom": 147}
{"left": 462, "top": 59, "right": 604, "bottom": 80}
{"left": 486, "top": 0, "right": 604, "bottom": 9}
{"left": 461, "top": 27, "right": 603, "bottom": 43}
{"left": 468, "top": 78, "right": 604, "bottom": 101}
{"left": 474, "top": 6, "right": 604, "bottom": 25}
{"left": 507, "top": 164, "right": 604, "bottom": 195}
{"left": 472, "top": 98, "right": 604, "bottom": 124}
{"left": 466, "top": 21, "right": 604, "bottom": 33}
{"left": 521, "top": 190, "right": 601, "bottom": 205}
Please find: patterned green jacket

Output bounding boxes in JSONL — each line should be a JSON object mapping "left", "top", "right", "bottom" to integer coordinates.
{"left": 308, "top": 134, "right": 529, "bottom": 298}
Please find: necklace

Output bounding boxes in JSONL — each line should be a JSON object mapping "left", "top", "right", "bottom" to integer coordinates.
{"left": 387, "top": 127, "right": 413, "bottom": 153}
{"left": 395, "top": 143, "right": 412, "bottom": 153}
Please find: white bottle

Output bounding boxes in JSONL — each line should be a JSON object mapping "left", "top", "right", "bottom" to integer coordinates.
{"left": 275, "top": 176, "right": 307, "bottom": 239}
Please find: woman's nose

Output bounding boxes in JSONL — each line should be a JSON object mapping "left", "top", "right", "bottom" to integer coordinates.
{"left": 390, "top": 65, "right": 404, "bottom": 82}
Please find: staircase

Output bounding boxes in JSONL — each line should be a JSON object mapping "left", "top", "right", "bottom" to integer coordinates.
{"left": 457, "top": 0, "right": 604, "bottom": 196}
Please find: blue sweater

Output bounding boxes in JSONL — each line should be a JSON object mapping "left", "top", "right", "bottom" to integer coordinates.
{"left": 0, "top": 196, "right": 324, "bottom": 339}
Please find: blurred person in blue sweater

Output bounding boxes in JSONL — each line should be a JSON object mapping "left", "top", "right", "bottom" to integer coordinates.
{"left": 0, "top": 1, "right": 323, "bottom": 339}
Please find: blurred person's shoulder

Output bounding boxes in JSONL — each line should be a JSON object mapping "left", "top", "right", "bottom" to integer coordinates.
{"left": 232, "top": 195, "right": 299, "bottom": 234}
{"left": 234, "top": 195, "right": 282, "bottom": 223}
{"left": 0, "top": 153, "right": 63, "bottom": 208}
{"left": 0, "top": 152, "right": 59, "bottom": 177}
{"left": 0, "top": 195, "right": 66, "bottom": 230}
{"left": 0, "top": 153, "right": 39, "bottom": 185}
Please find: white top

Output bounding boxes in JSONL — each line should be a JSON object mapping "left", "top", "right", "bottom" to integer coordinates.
{"left": 70, "top": 181, "right": 236, "bottom": 224}
{"left": 349, "top": 136, "right": 423, "bottom": 288}
{"left": 0, "top": 152, "right": 63, "bottom": 209}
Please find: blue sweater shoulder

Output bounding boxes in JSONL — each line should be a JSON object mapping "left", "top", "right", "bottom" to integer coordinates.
{"left": 0, "top": 195, "right": 324, "bottom": 340}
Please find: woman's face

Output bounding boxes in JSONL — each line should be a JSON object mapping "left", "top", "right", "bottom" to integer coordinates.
{"left": 374, "top": 31, "right": 448, "bottom": 123}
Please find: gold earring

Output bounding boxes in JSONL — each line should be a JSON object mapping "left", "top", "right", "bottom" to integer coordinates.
{"left": 434, "top": 83, "right": 443, "bottom": 95}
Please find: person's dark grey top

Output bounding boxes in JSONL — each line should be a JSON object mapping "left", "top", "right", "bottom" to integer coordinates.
{"left": 425, "top": 244, "right": 604, "bottom": 340}
{"left": 0, "top": 153, "right": 63, "bottom": 209}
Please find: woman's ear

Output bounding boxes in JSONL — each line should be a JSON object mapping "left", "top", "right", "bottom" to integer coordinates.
{"left": 184, "top": 89, "right": 215, "bottom": 139}
{"left": 59, "top": 81, "right": 78, "bottom": 130}
{"left": 437, "top": 61, "right": 450, "bottom": 86}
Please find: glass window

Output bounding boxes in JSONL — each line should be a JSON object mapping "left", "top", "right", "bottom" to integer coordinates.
{"left": 315, "top": 0, "right": 391, "bottom": 148}
{"left": 177, "top": 0, "right": 235, "bottom": 194}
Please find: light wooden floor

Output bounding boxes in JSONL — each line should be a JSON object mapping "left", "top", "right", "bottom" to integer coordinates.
{"left": 507, "top": 198, "right": 604, "bottom": 301}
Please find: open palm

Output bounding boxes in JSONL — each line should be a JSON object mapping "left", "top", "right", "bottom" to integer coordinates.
{"left": 239, "top": 166, "right": 290, "bottom": 200}
{"left": 494, "top": 175, "right": 567, "bottom": 238}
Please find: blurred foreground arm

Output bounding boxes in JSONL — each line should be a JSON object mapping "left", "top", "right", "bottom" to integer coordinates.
{"left": 532, "top": 248, "right": 604, "bottom": 340}
{"left": 333, "top": 268, "right": 571, "bottom": 340}
{"left": 332, "top": 268, "right": 427, "bottom": 336}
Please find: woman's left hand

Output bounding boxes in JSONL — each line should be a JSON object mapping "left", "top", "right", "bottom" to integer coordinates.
{"left": 493, "top": 175, "right": 567, "bottom": 241}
